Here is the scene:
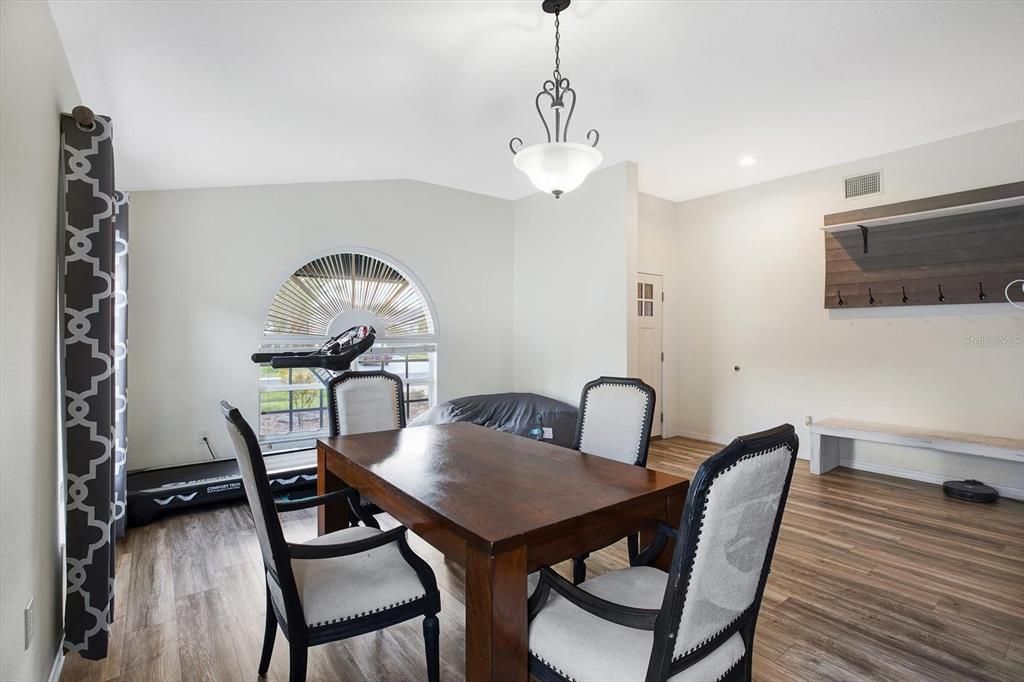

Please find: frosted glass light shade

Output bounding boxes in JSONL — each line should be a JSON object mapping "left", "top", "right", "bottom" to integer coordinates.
{"left": 513, "top": 142, "right": 603, "bottom": 197}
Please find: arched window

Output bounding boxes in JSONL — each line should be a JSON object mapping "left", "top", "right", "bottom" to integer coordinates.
{"left": 257, "top": 250, "right": 437, "bottom": 448}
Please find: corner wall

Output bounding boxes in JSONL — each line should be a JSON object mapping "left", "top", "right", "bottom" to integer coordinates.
{"left": 511, "top": 162, "right": 639, "bottom": 405}
{"left": 127, "top": 180, "right": 514, "bottom": 468}
{"left": 668, "top": 121, "right": 1024, "bottom": 493}
{"left": 0, "top": 2, "right": 81, "bottom": 680}
{"left": 637, "top": 192, "right": 680, "bottom": 436}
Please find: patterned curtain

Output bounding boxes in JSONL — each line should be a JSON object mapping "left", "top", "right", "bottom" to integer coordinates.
{"left": 61, "top": 113, "right": 128, "bottom": 659}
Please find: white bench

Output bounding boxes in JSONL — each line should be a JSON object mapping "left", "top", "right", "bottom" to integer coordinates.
{"left": 809, "top": 418, "right": 1024, "bottom": 499}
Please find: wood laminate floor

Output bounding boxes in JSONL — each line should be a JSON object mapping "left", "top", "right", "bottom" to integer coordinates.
{"left": 62, "top": 437, "right": 1024, "bottom": 681}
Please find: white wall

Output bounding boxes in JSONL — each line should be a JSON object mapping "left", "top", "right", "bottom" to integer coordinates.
{"left": 128, "top": 180, "right": 513, "bottom": 467}
{"left": 668, "top": 121, "right": 1024, "bottom": 492}
{"left": 0, "top": 2, "right": 81, "bottom": 680}
{"left": 511, "top": 162, "right": 639, "bottom": 405}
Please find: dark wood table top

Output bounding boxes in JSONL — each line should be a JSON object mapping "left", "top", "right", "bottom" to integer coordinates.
{"left": 318, "top": 422, "right": 688, "bottom": 555}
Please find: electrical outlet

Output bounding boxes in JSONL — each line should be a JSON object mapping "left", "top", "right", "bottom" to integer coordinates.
{"left": 805, "top": 415, "right": 813, "bottom": 426}
{"left": 24, "top": 598, "right": 34, "bottom": 650}
{"left": 542, "top": 427, "right": 553, "bottom": 439}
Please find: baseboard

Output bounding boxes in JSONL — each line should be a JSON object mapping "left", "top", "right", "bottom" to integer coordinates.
{"left": 48, "top": 647, "right": 64, "bottom": 682}
{"left": 673, "top": 429, "right": 728, "bottom": 446}
{"left": 671, "top": 429, "right": 813, "bottom": 460}
{"left": 838, "top": 456, "right": 1024, "bottom": 501}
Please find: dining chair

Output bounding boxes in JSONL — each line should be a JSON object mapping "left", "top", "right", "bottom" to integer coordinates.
{"left": 528, "top": 424, "right": 798, "bottom": 682}
{"left": 220, "top": 401, "right": 440, "bottom": 682}
{"left": 326, "top": 370, "right": 407, "bottom": 529}
{"left": 571, "top": 376, "right": 656, "bottom": 583}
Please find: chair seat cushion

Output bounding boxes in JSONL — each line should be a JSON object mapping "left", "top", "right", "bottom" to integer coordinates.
{"left": 268, "top": 526, "right": 426, "bottom": 628}
{"left": 528, "top": 566, "right": 745, "bottom": 681}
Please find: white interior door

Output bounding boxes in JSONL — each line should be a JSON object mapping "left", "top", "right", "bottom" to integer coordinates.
{"left": 636, "top": 273, "right": 664, "bottom": 437}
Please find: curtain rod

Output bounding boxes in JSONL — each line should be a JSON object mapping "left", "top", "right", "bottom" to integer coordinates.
{"left": 71, "top": 105, "right": 95, "bottom": 127}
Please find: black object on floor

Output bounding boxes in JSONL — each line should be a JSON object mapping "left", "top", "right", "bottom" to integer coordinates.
{"left": 942, "top": 479, "right": 999, "bottom": 503}
{"left": 408, "top": 392, "right": 578, "bottom": 448}
{"left": 126, "top": 449, "right": 316, "bottom": 526}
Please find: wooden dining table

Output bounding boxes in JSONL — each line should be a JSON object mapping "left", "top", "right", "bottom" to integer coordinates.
{"left": 316, "top": 422, "right": 689, "bottom": 682}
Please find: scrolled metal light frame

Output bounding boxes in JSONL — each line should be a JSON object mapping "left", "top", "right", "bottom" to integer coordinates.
{"left": 508, "top": 0, "right": 600, "bottom": 156}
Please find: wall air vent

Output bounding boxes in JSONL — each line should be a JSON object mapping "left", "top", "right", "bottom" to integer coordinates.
{"left": 844, "top": 171, "right": 882, "bottom": 199}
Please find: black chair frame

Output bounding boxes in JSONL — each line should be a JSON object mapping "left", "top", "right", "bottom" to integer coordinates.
{"left": 530, "top": 424, "right": 799, "bottom": 682}
{"left": 572, "top": 376, "right": 657, "bottom": 583}
{"left": 325, "top": 370, "right": 407, "bottom": 529}
{"left": 221, "top": 402, "right": 440, "bottom": 682}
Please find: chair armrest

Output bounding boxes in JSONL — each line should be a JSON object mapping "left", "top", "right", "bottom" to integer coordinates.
{"left": 528, "top": 567, "right": 659, "bottom": 631}
{"left": 275, "top": 488, "right": 358, "bottom": 513}
{"left": 287, "top": 526, "right": 407, "bottom": 560}
{"left": 655, "top": 521, "right": 678, "bottom": 539}
{"left": 632, "top": 521, "right": 678, "bottom": 567}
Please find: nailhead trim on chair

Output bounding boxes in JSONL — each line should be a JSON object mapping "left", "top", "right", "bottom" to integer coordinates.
{"left": 332, "top": 375, "right": 403, "bottom": 431}
{"left": 671, "top": 610, "right": 746, "bottom": 664}
{"left": 533, "top": 644, "right": 742, "bottom": 682}
{"left": 671, "top": 443, "right": 791, "bottom": 660}
{"left": 579, "top": 383, "right": 652, "bottom": 462}
{"left": 530, "top": 650, "right": 579, "bottom": 682}
{"left": 309, "top": 592, "right": 426, "bottom": 628}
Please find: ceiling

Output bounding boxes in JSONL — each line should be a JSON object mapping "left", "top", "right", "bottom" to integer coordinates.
{"left": 49, "top": 0, "right": 1024, "bottom": 202}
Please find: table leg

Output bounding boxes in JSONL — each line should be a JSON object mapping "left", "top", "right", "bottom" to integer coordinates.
{"left": 643, "top": 491, "right": 686, "bottom": 572}
{"left": 317, "top": 444, "right": 349, "bottom": 536}
{"left": 465, "top": 544, "right": 528, "bottom": 682}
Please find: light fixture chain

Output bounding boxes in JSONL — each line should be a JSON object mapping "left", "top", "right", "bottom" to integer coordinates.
{"left": 554, "top": 10, "right": 560, "bottom": 76}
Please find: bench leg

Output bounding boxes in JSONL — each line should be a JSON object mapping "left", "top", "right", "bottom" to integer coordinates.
{"left": 811, "top": 433, "right": 840, "bottom": 475}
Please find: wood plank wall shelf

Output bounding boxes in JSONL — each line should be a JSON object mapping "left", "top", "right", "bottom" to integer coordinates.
{"left": 822, "top": 182, "right": 1024, "bottom": 309}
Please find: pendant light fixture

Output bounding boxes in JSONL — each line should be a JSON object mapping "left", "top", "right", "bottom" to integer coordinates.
{"left": 509, "top": 0, "right": 602, "bottom": 198}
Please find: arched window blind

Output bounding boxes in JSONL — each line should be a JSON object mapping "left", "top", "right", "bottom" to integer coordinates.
{"left": 263, "top": 252, "right": 435, "bottom": 340}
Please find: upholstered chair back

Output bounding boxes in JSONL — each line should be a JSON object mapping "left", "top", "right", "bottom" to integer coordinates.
{"left": 658, "top": 425, "right": 798, "bottom": 670}
{"left": 573, "top": 377, "right": 656, "bottom": 466}
{"left": 327, "top": 371, "right": 406, "bottom": 436}
{"left": 220, "top": 402, "right": 302, "bottom": 624}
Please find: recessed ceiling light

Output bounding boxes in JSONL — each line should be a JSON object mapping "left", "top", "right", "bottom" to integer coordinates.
{"left": 739, "top": 155, "right": 757, "bottom": 167}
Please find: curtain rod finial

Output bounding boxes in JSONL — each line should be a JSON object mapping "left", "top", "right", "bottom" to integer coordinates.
{"left": 71, "top": 105, "right": 95, "bottom": 127}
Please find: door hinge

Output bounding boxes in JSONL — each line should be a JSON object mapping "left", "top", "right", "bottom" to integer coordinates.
{"left": 661, "top": 292, "right": 664, "bottom": 301}
{"left": 661, "top": 352, "right": 664, "bottom": 362}
{"left": 660, "top": 413, "right": 664, "bottom": 422}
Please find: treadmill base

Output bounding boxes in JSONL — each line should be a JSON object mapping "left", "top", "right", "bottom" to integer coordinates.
{"left": 126, "top": 450, "right": 317, "bottom": 526}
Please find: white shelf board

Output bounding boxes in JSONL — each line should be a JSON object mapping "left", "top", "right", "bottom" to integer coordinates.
{"left": 821, "top": 195, "right": 1024, "bottom": 233}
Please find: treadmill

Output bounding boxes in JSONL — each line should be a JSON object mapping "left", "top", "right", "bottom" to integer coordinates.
{"left": 126, "top": 326, "right": 376, "bottom": 526}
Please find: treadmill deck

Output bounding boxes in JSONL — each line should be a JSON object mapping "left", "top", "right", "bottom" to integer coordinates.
{"left": 126, "top": 449, "right": 318, "bottom": 525}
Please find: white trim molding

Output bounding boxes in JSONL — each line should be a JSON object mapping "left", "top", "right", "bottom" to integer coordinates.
{"left": 673, "top": 429, "right": 728, "bottom": 447}
{"left": 838, "top": 457, "right": 1024, "bottom": 501}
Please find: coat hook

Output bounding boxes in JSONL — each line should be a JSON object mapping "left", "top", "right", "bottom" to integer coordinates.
{"left": 837, "top": 289, "right": 844, "bottom": 306}
{"left": 859, "top": 225, "right": 869, "bottom": 254}
{"left": 901, "top": 286, "right": 909, "bottom": 304}
{"left": 868, "top": 288, "right": 876, "bottom": 305}
{"left": 978, "top": 282, "right": 987, "bottom": 301}
{"left": 937, "top": 284, "right": 946, "bottom": 302}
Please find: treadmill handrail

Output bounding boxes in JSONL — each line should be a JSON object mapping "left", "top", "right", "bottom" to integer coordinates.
{"left": 251, "top": 326, "right": 376, "bottom": 371}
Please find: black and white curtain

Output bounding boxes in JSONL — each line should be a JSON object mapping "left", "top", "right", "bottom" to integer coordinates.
{"left": 61, "top": 113, "right": 128, "bottom": 659}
